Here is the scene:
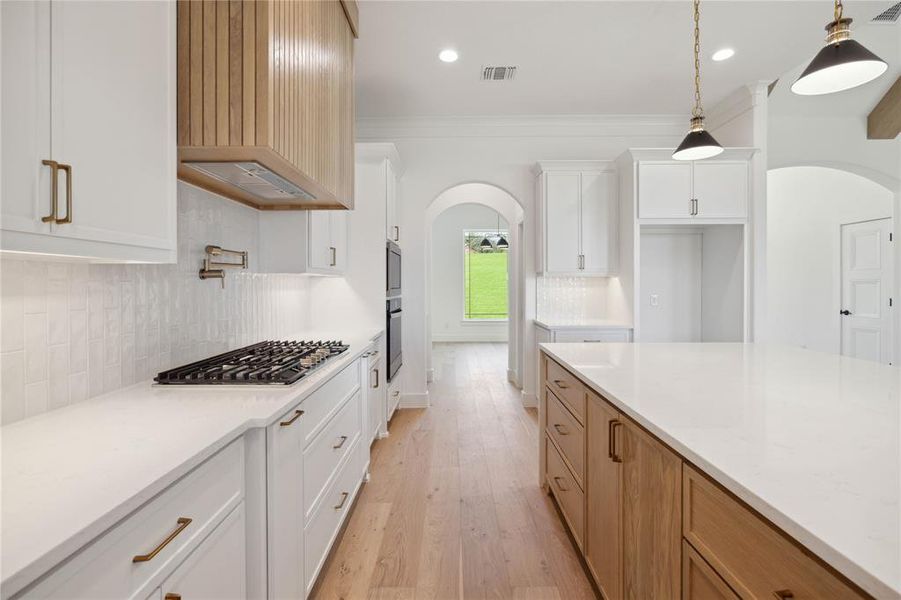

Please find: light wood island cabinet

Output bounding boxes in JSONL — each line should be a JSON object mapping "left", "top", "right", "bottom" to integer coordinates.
{"left": 539, "top": 351, "right": 871, "bottom": 600}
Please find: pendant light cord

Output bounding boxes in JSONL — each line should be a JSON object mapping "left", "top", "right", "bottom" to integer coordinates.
{"left": 692, "top": 0, "right": 703, "bottom": 119}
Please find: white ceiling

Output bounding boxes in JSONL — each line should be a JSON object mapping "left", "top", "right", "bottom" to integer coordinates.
{"left": 354, "top": 0, "right": 898, "bottom": 118}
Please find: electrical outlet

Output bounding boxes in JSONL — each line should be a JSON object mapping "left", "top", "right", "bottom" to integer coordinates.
{"left": 649, "top": 294, "right": 659, "bottom": 307}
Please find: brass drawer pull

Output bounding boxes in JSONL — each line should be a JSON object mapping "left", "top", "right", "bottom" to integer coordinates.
{"left": 773, "top": 591, "right": 794, "bottom": 599}
{"left": 133, "top": 517, "right": 192, "bottom": 562}
{"left": 553, "top": 423, "right": 569, "bottom": 436}
{"left": 329, "top": 246, "right": 337, "bottom": 266}
{"left": 57, "top": 163, "right": 72, "bottom": 224}
{"left": 41, "top": 160, "right": 59, "bottom": 223}
{"left": 608, "top": 419, "right": 623, "bottom": 463}
{"left": 164, "top": 595, "right": 182, "bottom": 600}
{"left": 371, "top": 368, "right": 379, "bottom": 388}
{"left": 279, "top": 409, "right": 304, "bottom": 427}
{"left": 333, "top": 435, "right": 348, "bottom": 449}
{"left": 553, "top": 379, "right": 569, "bottom": 389}
{"left": 552, "top": 476, "right": 568, "bottom": 492}
{"left": 334, "top": 491, "right": 350, "bottom": 509}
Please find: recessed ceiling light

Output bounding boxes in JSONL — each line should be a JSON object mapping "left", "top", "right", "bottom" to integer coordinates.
{"left": 439, "top": 49, "right": 458, "bottom": 63}
{"left": 712, "top": 48, "right": 735, "bottom": 62}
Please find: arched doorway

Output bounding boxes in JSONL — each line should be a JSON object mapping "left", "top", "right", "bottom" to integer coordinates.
{"left": 425, "top": 183, "right": 525, "bottom": 390}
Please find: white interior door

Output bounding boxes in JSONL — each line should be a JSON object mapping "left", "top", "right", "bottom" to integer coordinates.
{"left": 544, "top": 172, "right": 581, "bottom": 273}
{"left": 840, "top": 218, "right": 893, "bottom": 364}
{"left": 639, "top": 231, "right": 702, "bottom": 342}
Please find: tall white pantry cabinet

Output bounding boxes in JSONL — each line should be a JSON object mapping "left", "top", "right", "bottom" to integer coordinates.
{"left": 536, "top": 161, "right": 618, "bottom": 276}
{"left": 1, "top": 0, "right": 177, "bottom": 263}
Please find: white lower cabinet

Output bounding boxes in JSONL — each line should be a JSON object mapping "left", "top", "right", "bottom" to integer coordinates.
{"left": 16, "top": 357, "right": 371, "bottom": 600}
{"left": 157, "top": 503, "right": 247, "bottom": 600}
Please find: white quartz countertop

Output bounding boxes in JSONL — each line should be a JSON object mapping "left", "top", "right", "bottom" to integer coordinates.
{"left": 539, "top": 342, "right": 900, "bottom": 599}
{"left": 533, "top": 318, "right": 632, "bottom": 330}
{"left": 1, "top": 329, "right": 382, "bottom": 598}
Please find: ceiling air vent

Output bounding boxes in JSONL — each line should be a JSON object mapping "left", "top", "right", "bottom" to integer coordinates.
{"left": 871, "top": 1, "right": 901, "bottom": 22}
{"left": 481, "top": 66, "right": 517, "bottom": 81}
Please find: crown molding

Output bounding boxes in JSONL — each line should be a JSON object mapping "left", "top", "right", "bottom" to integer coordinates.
{"left": 355, "top": 114, "right": 686, "bottom": 140}
{"left": 355, "top": 142, "right": 404, "bottom": 174}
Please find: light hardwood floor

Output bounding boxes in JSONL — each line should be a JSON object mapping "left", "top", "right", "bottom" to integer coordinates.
{"left": 312, "top": 342, "right": 597, "bottom": 600}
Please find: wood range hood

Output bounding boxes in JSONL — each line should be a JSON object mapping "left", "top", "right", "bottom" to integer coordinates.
{"left": 177, "top": 0, "right": 358, "bottom": 211}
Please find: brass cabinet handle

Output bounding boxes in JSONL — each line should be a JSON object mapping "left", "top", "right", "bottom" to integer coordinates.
{"left": 133, "top": 517, "right": 192, "bottom": 562}
{"left": 164, "top": 595, "right": 182, "bottom": 600}
{"left": 552, "top": 476, "right": 568, "bottom": 492}
{"left": 329, "top": 246, "right": 336, "bottom": 266}
{"left": 553, "top": 423, "right": 569, "bottom": 436}
{"left": 333, "top": 435, "right": 348, "bottom": 449}
{"left": 371, "top": 368, "right": 380, "bottom": 389}
{"left": 552, "top": 379, "right": 569, "bottom": 389}
{"left": 279, "top": 409, "right": 304, "bottom": 427}
{"left": 608, "top": 419, "right": 623, "bottom": 463}
{"left": 57, "top": 163, "right": 72, "bottom": 224}
{"left": 773, "top": 591, "right": 794, "bottom": 599}
{"left": 393, "top": 225, "right": 399, "bottom": 241}
{"left": 41, "top": 160, "right": 59, "bottom": 223}
{"left": 334, "top": 491, "right": 349, "bottom": 509}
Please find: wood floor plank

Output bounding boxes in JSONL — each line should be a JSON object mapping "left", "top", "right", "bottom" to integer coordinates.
{"left": 311, "top": 343, "right": 596, "bottom": 600}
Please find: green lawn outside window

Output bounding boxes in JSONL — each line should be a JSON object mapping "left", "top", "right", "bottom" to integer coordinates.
{"left": 464, "top": 231, "right": 509, "bottom": 320}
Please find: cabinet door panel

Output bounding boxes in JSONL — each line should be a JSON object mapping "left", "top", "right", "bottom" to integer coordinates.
{"left": 386, "top": 160, "right": 398, "bottom": 243}
{"left": 693, "top": 162, "right": 748, "bottom": 219}
{"left": 160, "top": 503, "right": 246, "bottom": 600}
{"left": 544, "top": 172, "right": 581, "bottom": 273}
{"left": 580, "top": 171, "right": 617, "bottom": 274}
{"left": 308, "top": 211, "right": 333, "bottom": 270}
{"left": 585, "top": 395, "right": 623, "bottom": 600}
{"left": 638, "top": 163, "right": 692, "bottom": 219}
{"left": 49, "top": 0, "right": 175, "bottom": 253}
{"left": 622, "top": 421, "right": 682, "bottom": 599}
{"left": 1, "top": 0, "right": 52, "bottom": 238}
{"left": 683, "top": 541, "right": 739, "bottom": 600}
{"left": 330, "top": 211, "right": 348, "bottom": 273}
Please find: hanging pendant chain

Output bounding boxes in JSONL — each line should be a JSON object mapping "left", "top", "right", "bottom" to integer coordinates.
{"left": 834, "top": 0, "right": 844, "bottom": 23}
{"left": 692, "top": 0, "right": 703, "bottom": 119}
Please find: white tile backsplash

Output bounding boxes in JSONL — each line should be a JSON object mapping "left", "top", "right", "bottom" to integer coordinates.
{"left": 536, "top": 276, "right": 609, "bottom": 323}
{"left": 0, "top": 183, "right": 320, "bottom": 425}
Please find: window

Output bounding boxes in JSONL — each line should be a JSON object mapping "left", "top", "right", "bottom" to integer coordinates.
{"left": 463, "top": 230, "right": 509, "bottom": 320}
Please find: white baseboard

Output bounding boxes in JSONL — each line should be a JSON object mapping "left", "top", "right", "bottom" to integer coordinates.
{"left": 432, "top": 332, "right": 508, "bottom": 342}
{"left": 521, "top": 391, "right": 538, "bottom": 408}
{"left": 399, "top": 391, "right": 430, "bottom": 408}
{"left": 426, "top": 368, "right": 434, "bottom": 383}
{"left": 507, "top": 369, "right": 521, "bottom": 387}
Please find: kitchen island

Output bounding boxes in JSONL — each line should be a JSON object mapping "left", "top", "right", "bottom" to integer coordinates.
{"left": 539, "top": 342, "right": 899, "bottom": 600}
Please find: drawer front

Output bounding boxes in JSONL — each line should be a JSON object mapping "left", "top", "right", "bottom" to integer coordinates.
{"left": 683, "top": 466, "right": 865, "bottom": 600}
{"left": 25, "top": 438, "right": 244, "bottom": 599}
{"left": 546, "top": 358, "right": 585, "bottom": 424}
{"left": 546, "top": 389, "right": 584, "bottom": 486}
{"left": 546, "top": 436, "right": 584, "bottom": 549}
{"left": 300, "top": 358, "right": 361, "bottom": 447}
{"left": 304, "top": 435, "right": 365, "bottom": 594}
{"left": 683, "top": 540, "right": 738, "bottom": 600}
{"left": 303, "top": 389, "right": 362, "bottom": 520}
{"left": 553, "top": 328, "right": 631, "bottom": 343}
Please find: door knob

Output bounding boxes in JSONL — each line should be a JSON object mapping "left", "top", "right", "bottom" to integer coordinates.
{"left": 840, "top": 309, "right": 852, "bottom": 316}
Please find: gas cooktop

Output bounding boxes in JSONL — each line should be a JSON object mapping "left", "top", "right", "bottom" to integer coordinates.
{"left": 154, "top": 340, "right": 349, "bottom": 385}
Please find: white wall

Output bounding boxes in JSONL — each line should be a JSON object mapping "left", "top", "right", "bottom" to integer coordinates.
{"left": 0, "top": 182, "right": 384, "bottom": 425}
{"left": 430, "top": 203, "right": 508, "bottom": 342}
{"left": 767, "top": 167, "right": 893, "bottom": 355}
{"left": 359, "top": 115, "right": 686, "bottom": 405}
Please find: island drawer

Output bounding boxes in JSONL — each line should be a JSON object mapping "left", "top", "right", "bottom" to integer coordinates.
{"left": 23, "top": 437, "right": 244, "bottom": 599}
{"left": 547, "top": 436, "right": 584, "bottom": 550}
{"left": 546, "top": 358, "right": 585, "bottom": 424}
{"left": 546, "top": 389, "right": 584, "bottom": 487}
{"left": 683, "top": 540, "right": 738, "bottom": 600}
{"left": 683, "top": 465, "right": 866, "bottom": 600}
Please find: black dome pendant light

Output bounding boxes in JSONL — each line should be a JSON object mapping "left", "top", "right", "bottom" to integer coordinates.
{"left": 495, "top": 214, "right": 509, "bottom": 249}
{"left": 673, "top": 0, "right": 723, "bottom": 162}
{"left": 479, "top": 236, "right": 493, "bottom": 251}
{"left": 791, "top": 0, "right": 887, "bottom": 96}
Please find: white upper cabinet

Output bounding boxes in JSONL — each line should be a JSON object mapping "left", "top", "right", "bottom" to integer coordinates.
{"left": 258, "top": 210, "right": 347, "bottom": 276}
{"left": 386, "top": 159, "right": 400, "bottom": 245}
{"left": 357, "top": 143, "right": 403, "bottom": 246}
{"left": 637, "top": 153, "right": 750, "bottom": 221}
{"left": 537, "top": 162, "right": 618, "bottom": 276}
{"left": 0, "top": 0, "right": 177, "bottom": 262}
